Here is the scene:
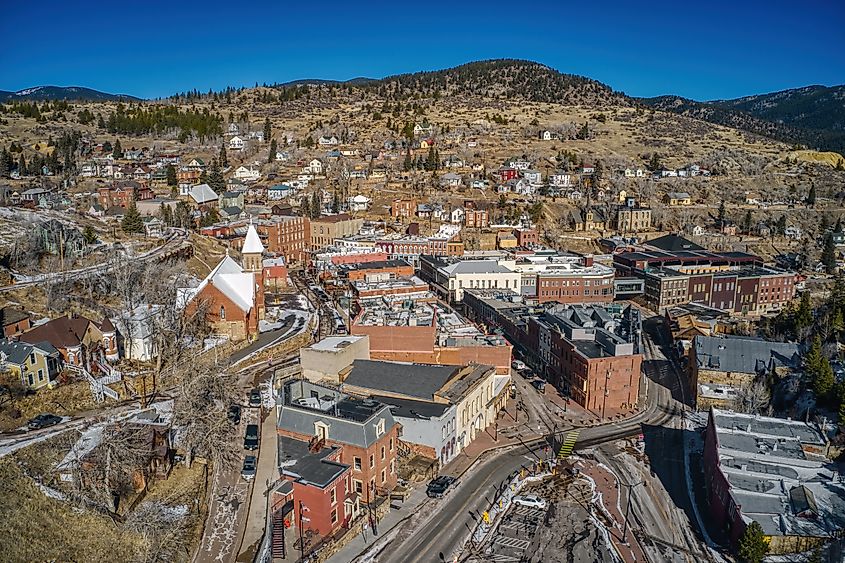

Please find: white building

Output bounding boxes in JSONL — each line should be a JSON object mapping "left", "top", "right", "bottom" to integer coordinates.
{"left": 229, "top": 136, "right": 245, "bottom": 151}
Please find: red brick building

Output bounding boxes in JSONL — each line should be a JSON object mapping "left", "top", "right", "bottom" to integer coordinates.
{"left": 277, "top": 380, "right": 401, "bottom": 499}
{"left": 513, "top": 227, "right": 538, "bottom": 247}
{"left": 391, "top": 198, "right": 417, "bottom": 219}
{"left": 0, "top": 306, "right": 31, "bottom": 337}
{"left": 274, "top": 436, "right": 356, "bottom": 538}
{"left": 263, "top": 215, "right": 310, "bottom": 263}
{"left": 464, "top": 209, "right": 489, "bottom": 229}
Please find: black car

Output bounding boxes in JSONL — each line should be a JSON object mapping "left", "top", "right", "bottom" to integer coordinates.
{"left": 244, "top": 424, "right": 259, "bottom": 450}
{"left": 27, "top": 413, "right": 62, "bottom": 430}
{"left": 248, "top": 389, "right": 262, "bottom": 408}
{"left": 531, "top": 379, "right": 546, "bottom": 392}
{"left": 228, "top": 405, "right": 241, "bottom": 425}
{"left": 426, "top": 475, "right": 457, "bottom": 498}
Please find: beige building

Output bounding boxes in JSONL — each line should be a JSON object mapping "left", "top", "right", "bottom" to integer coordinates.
{"left": 310, "top": 214, "right": 364, "bottom": 250}
{"left": 299, "top": 335, "right": 370, "bottom": 383}
{"left": 616, "top": 206, "right": 652, "bottom": 232}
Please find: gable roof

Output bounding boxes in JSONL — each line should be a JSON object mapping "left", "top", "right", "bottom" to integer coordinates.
{"left": 0, "top": 306, "right": 30, "bottom": 327}
{"left": 181, "top": 255, "right": 255, "bottom": 313}
{"left": 19, "top": 315, "right": 102, "bottom": 350}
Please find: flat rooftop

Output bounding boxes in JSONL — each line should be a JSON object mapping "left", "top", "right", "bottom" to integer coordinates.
{"left": 307, "top": 335, "right": 366, "bottom": 352}
{"left": 277, "top": 435, "right": 347, "bottom": 489}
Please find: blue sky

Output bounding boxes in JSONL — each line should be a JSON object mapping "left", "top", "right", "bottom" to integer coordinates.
{"left": 1, "top": 0, "right": 843, "bottom": 100}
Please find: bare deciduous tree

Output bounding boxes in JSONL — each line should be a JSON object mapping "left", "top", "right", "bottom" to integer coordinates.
{"left": 734, "top": 378, "right": 771, "bottom": 415}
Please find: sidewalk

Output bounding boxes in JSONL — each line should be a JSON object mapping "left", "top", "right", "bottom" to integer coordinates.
{"left": 237, "top": 409, "right": 279, "bottom": 560}
{"left": 323, "top": 487, "right": 429, "bottom": 563}
{"left": 577, "top": 459, "right": 647, "bottom": 563}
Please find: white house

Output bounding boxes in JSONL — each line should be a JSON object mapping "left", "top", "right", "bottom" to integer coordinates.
{"left": 440, "top": 172, "right": 462, "bottom": 188}
{"left": 450, "top": 207, "right": 465, "bottom": 225}
{"left": 549, "top": 172, "right": 573, "bottom": 187}
{"left": 227, "top": 123, "right": 240, "bottom": 136}
{"left": 539, "top": 130, "right": 558, "bottom": 141}
{"left": 234, "top": 165, "right": 261, "bottom": 182}
{"left": 624, "top": 168, "right": 646, "bottom": 178}
{"left": 506, "top": 158, "right": 531, "bottom": 171}
{"left": 470, "top": 180, "right": 487, "bottom": 189}
{"left": 267, "top": 184, "right": 293, "bottom": 201}
{"left": 318, "top": 136, "right": 339, "bottom": 146}
{"left": 413, "top": 123, "right": 433, "bottom": 136}
{"left": 523, "top": 169, "right": 542, "bottom": 185}
{"left": 308, "top": 158, "right": 323, "bottom": 175}
{"left": 785, "top": 226, "right": 802, "bottom": 240}
{"left": 229, "top": 136, "right": 245, "bottom": 151}
{"left": 348, "top": 194, "right": 371, "bottom": 212}
{"left": 112, "top": 305, "right": 162, "bottom": 362}
{"left": 248, "top": 130, "right": 265, "bottom": 142}
{"left": 275, "top": 151, "right": 291, "bottom": 161}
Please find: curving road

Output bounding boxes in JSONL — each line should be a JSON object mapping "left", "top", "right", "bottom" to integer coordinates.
{"left": 378, "top": 377, "right": 679, "bottom": 563}
{"left": 0, "top": 227, "right": 190, "bottom": 293}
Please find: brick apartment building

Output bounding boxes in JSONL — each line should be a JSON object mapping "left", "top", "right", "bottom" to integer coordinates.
{"left": 277, "top": 380, "right": 400, "bottom": 498}
{"left": 462, "top": 290, "right": 642, "bottom": 416}
{"left": 391, "top": 198, "right": 417, "bottom": 219}
{"left": 513, "top": 227, "right": 539, "bottom": 247}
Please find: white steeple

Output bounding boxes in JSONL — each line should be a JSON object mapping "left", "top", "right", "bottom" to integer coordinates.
{"left": 242, "top": 223, "right": 264, "bottom": 255}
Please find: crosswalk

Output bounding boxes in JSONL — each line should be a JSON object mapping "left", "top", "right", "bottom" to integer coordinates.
{"left": 557, "top": 430, "right": 580, "bottom": 459}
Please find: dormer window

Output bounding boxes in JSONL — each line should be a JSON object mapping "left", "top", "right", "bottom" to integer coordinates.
{"left": 315, "top": 421, "right": 329, "bottom": 441}
{"left": 375, "top": 418, "right": 385, "bottom": 437}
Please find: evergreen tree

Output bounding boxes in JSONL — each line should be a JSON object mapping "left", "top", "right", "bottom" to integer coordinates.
{"left": 821, "top": 214, "right": 831, "bottom": 234}
{"left": 805, "top": 335, "right": 824, "bottom": 377}
{"left": 807, "top": 184, "right": 816, "bottom": 206}
{"left": 166, "top": 164, "right": 177, "bottom": 186}
{"left": 121, "top": 201, "right": 143, "bottom": 234}
{"left": 113, "top": 139, "right": 123, "bottom": 158}
{"left": 737, "top": 521, "right": 768, "bottom": 563}
{"left": 648, "top": 153, "right": 661, "bottom": 171}
{"left": 17, "top": 154, "right": 26, "bottom": 176}
{"left": 717, "top": 200, "right": 726, "bottom": 227}
{"left": 403, "top": 150, "right": 412, "bottom": 171}
{"left": 159, "top": 202, "right": 174, "bottom": 226}
{"left": 835, "top": 217, "right": 843, "bottom": 233}
{"left": 268, "top": 139, "right": 277, "bottom": 163}
{"left": 263, "top": 117, "right": 271, "bottom": 143}
{"left": 82, "top": 225, "right": 97, "bottom": 245}
{"left": 776, "top": 215, "right": 787, "bottom": 235}
{"left": 743, "top": 210, "right": 753, "bottom": 234}
{"left": 219, "top": 144, "right": 228, "bottom": 168}
{"left": 0, "top": 149, "right": 11, "bottom": 177}
{"left": 332, "top": 191, "right": 340, "bottom": 214}
{"left": 795, "top": 292, "right": 813, "bottom": 330}
{"left": 426, "top": 145, "right": 436, "bottom": 171}
{"left": 207, "top": 158, "right": 225, "bottom": 192}
{"left": 814, "top": 356, "right": 835, "bottom": 399}
{"left": 822, "top": 232, "right": 837, "bottom": 273}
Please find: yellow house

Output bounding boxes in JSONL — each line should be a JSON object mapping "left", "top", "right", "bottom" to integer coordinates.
{"left": 664, "top": 192, "right": 692, "bottom": 206}
{"left": 0, "top": 339, "right": 62, "bottom": 389}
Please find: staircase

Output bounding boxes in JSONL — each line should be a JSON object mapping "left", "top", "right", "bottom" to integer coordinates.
{"left": 66, "top": 363, "right": 120, "bottom": 403}
{"left": 397, "top": 439, "right": 412, "bottom": 459}
{"left": 270, "top": 508, "right": 286, "bottom": 559}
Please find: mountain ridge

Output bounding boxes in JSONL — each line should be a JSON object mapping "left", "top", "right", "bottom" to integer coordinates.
{"left": 0, "top": 85, "right": 140, "bottom": 102}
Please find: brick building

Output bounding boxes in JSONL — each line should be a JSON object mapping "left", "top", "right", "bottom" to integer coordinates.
{"left": 512, "top": 227, "right": 539, "bottom": 247}
{"left": 310, "top": 214, "right": 364, "bottom": 250}
{"left": 390, "top": 198, "right": 417, "bottom": 219}
{"left": 277, "top": 380, "right": 400, "bottom": 498}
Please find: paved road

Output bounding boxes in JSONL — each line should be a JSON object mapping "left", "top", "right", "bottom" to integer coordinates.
{"left": 0, "top": 227, "right": 189, "bottom": 293}
{"left": 380, "top": 379, "right": 676, "bottom": 563}
{"left": 229, "top": 315, "right": 297, "bottom": 365}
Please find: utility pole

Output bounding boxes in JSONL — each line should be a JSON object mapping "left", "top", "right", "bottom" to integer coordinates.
{"left": 620, "top": 481, "right": 644, "bottom": 544}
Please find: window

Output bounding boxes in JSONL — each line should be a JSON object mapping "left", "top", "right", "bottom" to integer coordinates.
{"left": 375, "top": 418, "right": 385, "bottom": 437}
{"left": 381, "top": 469, "right": 387, "bottom": 484}
{"left": 330, "top": 488, "right": 336, "bottom": 505}
{"left": 354, "top": 457, "right": 362, "bottom": 471}
{"left": 369, "top": 454, "right": 374, "bottom": 468}
{"left": 354, "top": 479, "right": 363, "bottom": 494}
{"left": 389, "top": 438, "right": 394, "bottom": 451}
{"left": 37, "top": 369, "right": 43, "bottom": 382}
{"left": 29, "top": 353, "right": 35, "bottom": 364}
{"left": 390, "top": 460, "right": 396, "bottom": 475}
{"left": 219, "top": 306, "right": 226, "bottom": 320}
{"left": 330, "top": 508, "right": 337, "bottom": 524}
{"left": 315, "top": 421, "right": 329, "bottom": 441}
{"left": 381, "top": 446, "right": 385, "bottom": 460}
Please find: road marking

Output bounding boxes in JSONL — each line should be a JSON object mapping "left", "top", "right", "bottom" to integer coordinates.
{"left": 558, "top": 430, "right": 580, "bottom": 458}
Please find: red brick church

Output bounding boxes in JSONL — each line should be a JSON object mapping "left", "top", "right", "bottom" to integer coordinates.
{"left": 180, "top": 224, "right": 266, "bottom": 341}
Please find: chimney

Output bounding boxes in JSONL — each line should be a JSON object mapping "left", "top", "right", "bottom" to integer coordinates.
{"left": 583, "top": 255, "right": 594, "bottom": 267}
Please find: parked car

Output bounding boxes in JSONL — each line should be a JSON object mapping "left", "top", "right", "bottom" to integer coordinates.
{"left": 511, "top": 360, "right": 527, "bottom": 371}
{"left": 244, "top": 424, "right": 259, "bottom": 450}
{"left": 248, "top": 388, "right": 262, "bottom": 408}
{"left": 531, "top": 379, "right": 546, "bottom": 392}
{"left": 513, "top": 495, "right": 547, "bottom": 510}
{"left": 27, "top": 413, "right": 62, "bottom": 430}
{"left": 241, "top": 455, "right": 257, "bottom": 480}
{"left": 426, "top": 475, "right": 457, "bottom": 498}
{"left": 228, "top": 404, "right": 241, "bottom": 425}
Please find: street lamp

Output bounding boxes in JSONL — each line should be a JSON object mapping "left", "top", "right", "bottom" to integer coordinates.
{"left": 620, "top": 481, "right": 644, "bottom": 544}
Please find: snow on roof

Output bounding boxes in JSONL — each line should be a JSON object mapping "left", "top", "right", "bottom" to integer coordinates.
{"left": 242, "top": 223, "right": 264, "bottom": 254}
{"left": 181, "top": 255, "right": 255, "bottom": 313}
{"left": 190, "top": 183, "right": 218, "bottom": 204}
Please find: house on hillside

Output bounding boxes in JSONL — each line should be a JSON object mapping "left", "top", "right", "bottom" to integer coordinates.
{"left": 229, "top": 136, "right": 245, "bottom": 151}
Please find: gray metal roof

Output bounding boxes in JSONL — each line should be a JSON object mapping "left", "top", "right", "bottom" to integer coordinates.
{"left": 277, "top": 435, "right": 348, "bottom": 489}
{"left": 695, "top": 335, "right": 799, "bottom": 374}
{"left": 344, "top": 360, "right": 460, "bottom": 401}
{"left": 370, "top": 395, "right": 451, "bottom": 420}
